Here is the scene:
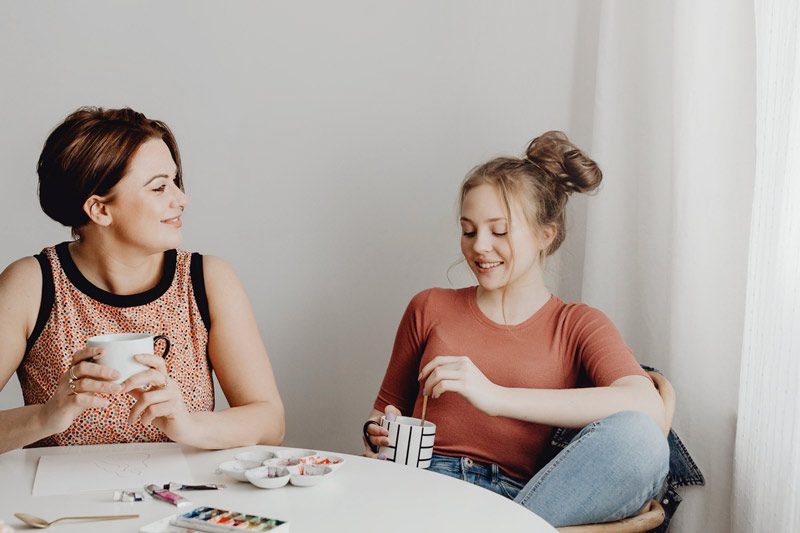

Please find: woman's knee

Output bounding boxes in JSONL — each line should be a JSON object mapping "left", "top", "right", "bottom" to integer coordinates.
{"left": 590, "top": 411, "right": 669, "bottom": 485}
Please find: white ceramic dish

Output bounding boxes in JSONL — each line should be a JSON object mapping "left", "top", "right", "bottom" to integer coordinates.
{"left": 217, "top": 460, "right": 252, "bottom": 482}
{"left": 245, "top": 466, "right": 291, "bottom": 489}
{"left": 263, "top": 457, "right": 303, "bottom": 468}
{"left": 290, "top": 464, "right": 332, "bottom": 487}
{"left": 235, "top": 449, "right": 277, "bottom": 469}
{"left": 274, "top": 448, "right": 318, "bottom": 460}
{"left": 300, "top": 454, "right": 345, "bottom": 472}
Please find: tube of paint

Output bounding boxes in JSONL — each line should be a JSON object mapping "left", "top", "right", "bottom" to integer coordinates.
{"left": 145, "top": 484, "right": 193, "bottom": 507}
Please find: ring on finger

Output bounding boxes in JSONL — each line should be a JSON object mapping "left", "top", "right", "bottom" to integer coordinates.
{"left": 68, "top": 365, "right": 79, "bottom": 381}
{"left": 68, "top": 380, "right": 78, "bottom": 395}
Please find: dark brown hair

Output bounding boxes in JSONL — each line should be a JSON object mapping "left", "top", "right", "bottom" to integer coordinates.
{"left": 37, "top": 107, "right": 183, "bottom": 236}
{"left": 460, "top": 130, "right": 602, "bottom": 258}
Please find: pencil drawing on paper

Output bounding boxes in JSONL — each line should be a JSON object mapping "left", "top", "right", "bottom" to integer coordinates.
{"left": 92, "top": 453, "right": 151, "bottom": 478}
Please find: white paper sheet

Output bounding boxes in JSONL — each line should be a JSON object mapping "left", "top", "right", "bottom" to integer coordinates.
{"left": 32, "top": 447, "right": 193, "bottom": 496}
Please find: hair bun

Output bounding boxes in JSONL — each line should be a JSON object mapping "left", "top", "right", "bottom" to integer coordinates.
{"left": 525, "top": 131, "right": 602, "bottom": 194}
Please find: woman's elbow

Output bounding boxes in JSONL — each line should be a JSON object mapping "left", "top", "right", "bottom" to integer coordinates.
{"left": 261, "top": 399, "right": 285, "bottom": 445}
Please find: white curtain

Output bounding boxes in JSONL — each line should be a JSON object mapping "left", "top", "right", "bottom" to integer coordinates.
{"left": 573, "top": 1, "right": 756, "bottom": 531}
{"left": 732, "top": 1, "right": 800, "bottom": 531}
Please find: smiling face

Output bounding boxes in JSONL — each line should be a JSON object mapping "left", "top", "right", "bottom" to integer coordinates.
{"left": 91, "top": 138, "right": 187, "bottom": 252}
{"left": 460, "top": 184, "right": 552, "bottom": 293}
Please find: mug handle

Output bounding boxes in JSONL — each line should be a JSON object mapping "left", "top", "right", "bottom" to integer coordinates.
{"left": 153, "top": 335, "right": 171, "bottom": 359}
{"left": 362, "top": 420, "right": 380, "bottom": 453}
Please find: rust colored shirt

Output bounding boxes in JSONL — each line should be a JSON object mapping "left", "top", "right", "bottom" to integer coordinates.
{"left": 374, "top": 287, "right": 648, "bottom": 481}
{"left": 19, "top": 242, "right": 213, "bottom": 446}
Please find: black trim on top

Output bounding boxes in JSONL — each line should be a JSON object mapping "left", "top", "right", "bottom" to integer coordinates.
{"left": 54, "top": 241, "right": 177, "bottom": 308}
{"left": 26, "top": 253, "right": 55, "bottom": 354}
{"left": 190, "top": 253, "right": 211, "bottom": 332}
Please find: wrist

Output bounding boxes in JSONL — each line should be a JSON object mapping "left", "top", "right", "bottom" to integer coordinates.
{"left": 488, "top": 384, "right": 507, "bottom": 417}
{"left": 170, "top": 411, "right": 207, "bottom": 447}
{"left": 35, "top": 402, "right": 63, "bottom": 435}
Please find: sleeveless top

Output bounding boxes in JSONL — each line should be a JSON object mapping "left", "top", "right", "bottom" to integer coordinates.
{"left": 18, "top": 242, "right": 214, "bottom": 446}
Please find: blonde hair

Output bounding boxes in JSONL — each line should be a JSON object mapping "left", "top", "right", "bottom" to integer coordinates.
{"left": 458, "top": 131, "right": 603, "bottom": 324}
{"left": 460, "top": 131, "right": 602, "bottom": 257}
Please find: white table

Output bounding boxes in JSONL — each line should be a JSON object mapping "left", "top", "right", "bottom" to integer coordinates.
{"left": 0, "top": 443, "right": 556, "bottom": 532}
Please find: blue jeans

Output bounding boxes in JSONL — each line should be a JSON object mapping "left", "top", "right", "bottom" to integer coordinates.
{"left": 427, "top": 411, "right": 670, "bottom": 528}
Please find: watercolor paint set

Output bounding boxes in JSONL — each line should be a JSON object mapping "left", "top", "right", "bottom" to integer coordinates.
{"left": 140, "top": 506, "right": 288, "bottom": 533}
{"left": 173, "top": 506, "right": 287, "bottom": 532}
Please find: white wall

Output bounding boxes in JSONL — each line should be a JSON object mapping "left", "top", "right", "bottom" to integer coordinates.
{"left": 0, "top": 1, "right": 594, "bottom": 454}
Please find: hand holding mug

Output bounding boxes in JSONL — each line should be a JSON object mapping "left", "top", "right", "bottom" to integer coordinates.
{"left": 87, "top": 333, "right": 170, "bottom": 384}
{"left": 123, "top": 353, "right": 193, "bottom": 442}
{"left": 42, "top": 347, "right": 122, "bottom": 434}
{"left": 363, "top": 404, "right": 401, "bottom": 458}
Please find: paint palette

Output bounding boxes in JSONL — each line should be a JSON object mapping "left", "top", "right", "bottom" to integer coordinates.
{"left": 217, "top": 448, "right": 340, "bottom": 489}
{"left": 217, "top": 460, "right": 252, "bottom": 482}
{"left": 299, "top": 453, "right": 345, "bottom": 472}
{"left": 172, "top": 506, "right": 288, "bottom": 532}
{"left": 234, "top": 449, "right": 277, "bottom": 469}
{"left": 245, "top": 466, "right": 291, "bottom": 489}
{"left": 262, "top": 457, "right": 303, "bottom": 468}
{"left": 288, "top": 463, "right": 332, "bottom": 487}
{"left": 273, "top": 448, "right": 318, "bottom": 460}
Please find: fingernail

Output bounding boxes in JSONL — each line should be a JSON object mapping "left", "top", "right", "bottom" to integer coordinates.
{"left": 417, "top": 373, "right": 421, "bottom": 380}
{"left": 386, "top": 413, "right": 397, "bottom": 422}
{"left": 378, "top": 454, "right": 386, "bottom": 460}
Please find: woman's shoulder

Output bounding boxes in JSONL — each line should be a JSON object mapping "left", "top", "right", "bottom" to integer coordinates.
{"left": 552, "top": 298, "right": 620, "bottom": 333}
{"left": 0, "top": 256, "right": 43, "bottom": 292}
{"left": 187, "top": 254, "right": 241, "bottom": 291}
{"left": 406, "top": 286, "right": 472, "bottom": 312}
{"left": 0, "top": 256, "right": 45, "bottom": 332}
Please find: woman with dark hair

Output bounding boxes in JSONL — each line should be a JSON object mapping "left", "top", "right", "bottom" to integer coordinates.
{"left": 0, "top": 107, "right": 284, "bottom": 453}
{"left": 363, "top": 132, "right": 669, "bottom": 527}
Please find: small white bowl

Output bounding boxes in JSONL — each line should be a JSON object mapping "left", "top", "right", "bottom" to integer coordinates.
{"left": 263, "top": 457, "right": 303, "bottom": 468}
{"left": 274, "top": 448, "right": 318, "bottom": 460}
{"left": 235, "top": 450, "right": 277, "bottom": 469}
{"left": 245, "top": 466, "right": 291, "bottom": 489}
{"left": 217, "top": 460, "right": 252, "bottom": 482}
{"left": 290, "top": 464, "right": 332, "bottom": 487}
{"left": 300, "top": 454, "right": 345, "bottom": 472}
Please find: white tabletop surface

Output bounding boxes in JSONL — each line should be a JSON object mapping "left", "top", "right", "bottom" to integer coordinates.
{"left": 0, "top": 442, "right": 556, "bottom": 532}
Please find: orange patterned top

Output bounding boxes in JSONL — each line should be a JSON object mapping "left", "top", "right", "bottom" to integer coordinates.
{"left": 18, "top": 242, "right": 214, "bottom": 446}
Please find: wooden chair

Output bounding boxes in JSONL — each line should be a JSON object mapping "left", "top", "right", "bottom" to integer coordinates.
{"left": 557, "top": 371, "right": 675, "bottom": 533}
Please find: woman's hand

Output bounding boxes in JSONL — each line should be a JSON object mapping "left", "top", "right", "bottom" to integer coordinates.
{"left": 122, "top": 354, "right": 193, "bottom": 442}
{"left": 363, "top": 405, "right": 401, "bottom": 458}
{"left": 419, "top": 355, "right": 502, "bottom": 415}
{"left": 41, "top": 347, "right": 123, "bottom": 434}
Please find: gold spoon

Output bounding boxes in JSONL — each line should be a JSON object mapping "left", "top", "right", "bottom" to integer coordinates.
{"left": 14, "top": 512, "right": 139, "bottom": 529}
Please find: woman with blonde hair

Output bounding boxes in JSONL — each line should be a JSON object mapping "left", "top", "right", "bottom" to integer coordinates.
{"left": 364, "top": 132, "right": 668, "bottom": 527}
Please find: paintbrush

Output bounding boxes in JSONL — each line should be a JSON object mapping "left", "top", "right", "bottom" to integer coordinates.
{"left": 419, "top": 395, "right": 429, "bottom": 427}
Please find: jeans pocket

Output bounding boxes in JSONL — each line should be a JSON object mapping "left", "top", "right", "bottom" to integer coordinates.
{"left": 428, "top": 456, "right": 461, "bottom": 479}
{"left": 497, "top": 478, "right": 523, "bottom": 500}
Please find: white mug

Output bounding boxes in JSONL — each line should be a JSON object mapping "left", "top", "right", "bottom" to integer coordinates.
{"left": 86, "top": 333, "right": 171, "bottom": 384}
{"left": 378, "top": 416, "right": 436, "bottom": 468}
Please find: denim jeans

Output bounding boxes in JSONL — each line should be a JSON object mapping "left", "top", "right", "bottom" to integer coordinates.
{"left": 428, "top": 411, "right": 670, "bottom": 528}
